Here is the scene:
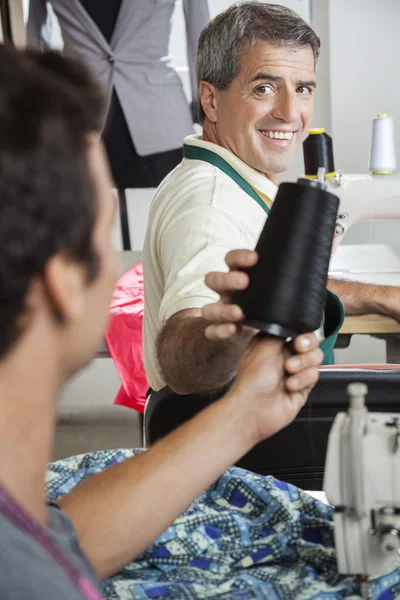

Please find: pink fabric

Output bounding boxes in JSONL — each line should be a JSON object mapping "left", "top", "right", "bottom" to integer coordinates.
{"left": 105, "top": 262, "right": 147, "bottom": 413}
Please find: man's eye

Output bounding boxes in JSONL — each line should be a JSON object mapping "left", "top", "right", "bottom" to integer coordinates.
{"left": 256, "top": 85, "right": 273, "bottom": 95}
{"left": 298, "top": 86, "right": 313, "bottom": 95}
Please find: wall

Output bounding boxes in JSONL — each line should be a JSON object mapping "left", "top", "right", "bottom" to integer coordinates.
{"left": 329, "top": 0, "right": 400, "bottom": 173}
{"left": 328, "top": 0, "right": 400, "bottom": 245}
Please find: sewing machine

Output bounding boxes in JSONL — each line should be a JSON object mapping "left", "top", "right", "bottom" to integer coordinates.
{"left": 302, "top": 117, "right": 400, "bottom": 249}
{"left": 321, "top": 171, "right": 400, "bottom": 250}
{"left": 306, "top": 126, "right": 400, "bottom": 590}
{"left": 324, "top": 382, "right": 400, "bottom": 593}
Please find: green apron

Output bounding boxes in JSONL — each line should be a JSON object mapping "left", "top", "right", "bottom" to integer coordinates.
{"left": 184, "top": 144, "right": 344, "bottom": 365}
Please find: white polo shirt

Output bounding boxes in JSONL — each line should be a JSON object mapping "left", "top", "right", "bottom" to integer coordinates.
{"left": 142, "top": 135, "right": 277, "bottom": 392}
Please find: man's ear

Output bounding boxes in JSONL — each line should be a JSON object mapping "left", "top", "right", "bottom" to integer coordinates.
{"left": 43, "top": 254, "right": 86, "bottom": 321}
{"left": 199, "top": 81, "right": 219, "bottom": 123}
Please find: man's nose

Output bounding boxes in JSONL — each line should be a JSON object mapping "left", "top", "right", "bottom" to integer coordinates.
{"left": 271, "top": 89, "right": 299, "bottom": 124}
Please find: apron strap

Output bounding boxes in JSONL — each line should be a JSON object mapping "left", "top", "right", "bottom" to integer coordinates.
{"left": 184, "top": 144, "right": 270, "bottom": 215}
{"left": 320, "top": 290, "right": 345, "bottom": 365}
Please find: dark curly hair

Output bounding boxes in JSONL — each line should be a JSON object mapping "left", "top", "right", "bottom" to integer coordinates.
{"left": 0, "top": 45, "right": 106, "bottom": 357}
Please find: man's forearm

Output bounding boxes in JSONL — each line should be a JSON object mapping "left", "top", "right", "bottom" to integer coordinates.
{"left": 60, "top": 392, "right": 253, "bottom": 580}
{"left": 327, "top": 278, "right": 398, "bottom": 316}
{"left": 157, "top": 316, "right": 253, "bottom": 394}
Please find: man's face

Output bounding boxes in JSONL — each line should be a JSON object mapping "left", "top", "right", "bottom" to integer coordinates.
{"left": 212, "top": 42, "right": 315, "bottom": 182}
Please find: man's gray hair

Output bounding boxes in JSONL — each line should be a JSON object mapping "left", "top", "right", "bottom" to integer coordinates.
{"left": 196, "top": 1, "right": 321, "bottom": 123}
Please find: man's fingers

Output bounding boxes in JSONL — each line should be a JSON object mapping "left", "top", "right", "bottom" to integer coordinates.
{"left": 292, "top": 332, "right": 320, "bottom": 354}
{"left": 285, "top": 366, "right": 320, "bottom": 393}
{"left": 205, "top": 270, "right": 250, "bottom": 295}
{"left": 202, "top": 302, "right": 244, "bottom": 323}
{"left": 285, "top": 347, "right": 324, "bottom": 374}
{"left": 225, "top": 249, "right": 258, "bottom": 270}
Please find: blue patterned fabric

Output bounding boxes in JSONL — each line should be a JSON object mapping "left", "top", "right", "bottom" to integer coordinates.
{"left": 46, "top": 449, "right": 400, "bottom": 600}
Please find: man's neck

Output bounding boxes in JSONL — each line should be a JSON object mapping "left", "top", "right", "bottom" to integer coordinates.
{"left": 201, "top": 123, "right": 280, "bottom": 186}
{"left": 201, "top": 124, "right": 223, "bottom": 149}
{"left": 0, "top": 340, "right": 59, "bottom": 525}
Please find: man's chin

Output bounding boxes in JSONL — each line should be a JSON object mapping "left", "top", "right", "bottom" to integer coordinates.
{"left": 250, "top": 147, "right": 293, "bottom": 175}
{"left": 254, "top": 159, "right": 292, "bottom": 179}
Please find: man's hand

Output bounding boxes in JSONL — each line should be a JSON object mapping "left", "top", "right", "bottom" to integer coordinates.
{"left": 203, "top": 248, "right": 322, "bottom": 443}
{"left": 203, "top": 249, "right": 259, "bottom": 340}
{"left": 226, "top": 332, "right": 323, "bottom": 445}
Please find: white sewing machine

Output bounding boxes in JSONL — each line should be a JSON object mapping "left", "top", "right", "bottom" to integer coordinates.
{"left": 303, "top": 115, "right": 400, "bottom": 250}
{"left": 324, "top": 383, "right": 400, "bottom": 594}
{"left": 322, "top": 171, "right": 400, "bottom": 251}
{"left": 307, "top": 122, "right": 400, "bottom": 594}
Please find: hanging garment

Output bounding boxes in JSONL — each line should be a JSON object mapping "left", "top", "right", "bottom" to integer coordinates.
{"left": 77, "top": 0, "right": 186, "bottom": 188}
{"left": 27, "top": 0, "right": 210, "bottom": 158}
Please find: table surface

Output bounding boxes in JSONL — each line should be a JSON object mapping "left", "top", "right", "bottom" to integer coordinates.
{"left": 329, "top": 244, "right": 400, "bottom": 334}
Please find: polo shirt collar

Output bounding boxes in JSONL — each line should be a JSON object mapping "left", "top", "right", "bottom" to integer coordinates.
{"left": 184, "top": 135, "right": 278, "bottom": 201}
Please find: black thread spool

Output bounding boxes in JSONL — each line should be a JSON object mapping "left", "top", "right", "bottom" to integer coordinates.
{"left": 303, "top": 128, "right": 336, "bottom": 178}
{"left": 232, "top": 178, "right": 339, "bottom": 338}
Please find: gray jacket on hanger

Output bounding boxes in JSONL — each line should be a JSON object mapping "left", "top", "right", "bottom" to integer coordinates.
{"left": 27, "top": 0, "right": 210, "bottom": 156}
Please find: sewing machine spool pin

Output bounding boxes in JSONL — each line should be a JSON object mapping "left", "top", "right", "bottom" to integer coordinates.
{"left": 317, "top": 166, "right": 326, "bottom": 184}
{"left": 317, "top": 168, "right": 347, "bottom": 236}
{"left": 360, "top": 578, "right": 369, "bottom": 600}
{"left": 316, "top": 167, "right": 347, "bottom": 237}
{"left": 347, "top": 383, "right": 368, "bottom": 520}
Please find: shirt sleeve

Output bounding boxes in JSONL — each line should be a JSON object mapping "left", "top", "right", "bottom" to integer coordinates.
{"left": 47, "top": 504, "right": 99, "bottom": 584}
{"left": 158, "top": 204, "right": 248, "bottom": 325}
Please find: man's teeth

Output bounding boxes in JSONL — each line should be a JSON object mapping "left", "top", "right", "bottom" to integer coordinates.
{"left": 261, "top": 131, "right": 294, "bottom": 140}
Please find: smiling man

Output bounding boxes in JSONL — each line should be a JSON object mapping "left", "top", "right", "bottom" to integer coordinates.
{"left": 199, "top": 40, "right": 315, "bottom": 182}
{"left": 143, "top": 2, "right": 400, "bottom": 397}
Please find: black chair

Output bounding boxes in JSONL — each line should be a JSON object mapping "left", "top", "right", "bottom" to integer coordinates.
{"left": 144, "top": 365, "right": 400, "bottom": 490}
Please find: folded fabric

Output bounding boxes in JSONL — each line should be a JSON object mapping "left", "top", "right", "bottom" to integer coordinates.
{"left": 106, "top": 262, "right": 147, "bottom": 413}
{"left": 46, "top": 450, "right": 400, "bottom": 599}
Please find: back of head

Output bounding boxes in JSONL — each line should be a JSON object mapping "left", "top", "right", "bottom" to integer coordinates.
{"left": 0, "top": 45, "right": 105, "bottom": 359}
{"left": 196, "top": 1, "right": 320, "bottom": 123}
